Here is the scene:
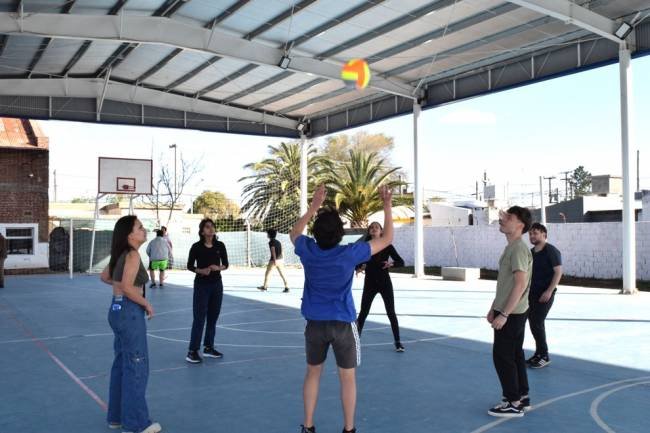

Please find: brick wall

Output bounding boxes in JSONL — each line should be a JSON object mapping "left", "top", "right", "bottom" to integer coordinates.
{"left": 0, "top": 148, "right": 49, "bottom": 242}
{"left": 393, "top": 222, "right": 650, "bottom": 280}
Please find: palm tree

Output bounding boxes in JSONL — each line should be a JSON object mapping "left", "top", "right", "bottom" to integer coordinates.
{"left": 329, "top": 150, "right": 403, "bottom": 228}
{"left": 239, "top": 141, "right": 328, "bottom": 232}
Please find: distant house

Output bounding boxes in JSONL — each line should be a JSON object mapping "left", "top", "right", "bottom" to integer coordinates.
{"left": 0, "top": 118, "right": 49, "bottom": 271}
{"left": 533, "top": 176, "right": 642, "bottom": 223}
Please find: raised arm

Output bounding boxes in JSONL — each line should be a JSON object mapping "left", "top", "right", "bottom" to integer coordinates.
{"left": 290, "top": 184, "right": 327, "bottom": 244}
{"left": 368, "top": 186, "right": 393, "bottom": 255}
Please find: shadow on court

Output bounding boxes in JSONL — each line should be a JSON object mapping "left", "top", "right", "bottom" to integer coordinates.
{"left": 0, "top": 274, "right": 648, "bottom": 433}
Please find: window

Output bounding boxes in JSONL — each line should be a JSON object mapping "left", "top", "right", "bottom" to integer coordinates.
{"left": 5, "top": 227, "right": 34, "bottom": 255}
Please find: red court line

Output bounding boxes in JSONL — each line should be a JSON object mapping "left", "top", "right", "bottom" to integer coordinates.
{"left": 0, "top": 302, "right": 108, "bottom": 411}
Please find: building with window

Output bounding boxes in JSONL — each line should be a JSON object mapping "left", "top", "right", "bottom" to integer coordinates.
{"left": 0, "top": 118, "right": 49, "bottom": 271}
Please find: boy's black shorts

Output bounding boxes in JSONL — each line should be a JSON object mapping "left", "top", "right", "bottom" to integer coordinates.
{"left": 304, "top": 320, "right": 360, "bottom": 369}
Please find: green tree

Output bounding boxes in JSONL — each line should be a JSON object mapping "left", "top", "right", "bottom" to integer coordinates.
{"left": 329, "top": 150, "right": 403, "bottom": 228}
{"left": 71, "top": 196, "right": 94, "bottom": 203}
{"left": 239, "top": 141, "right": 328, "bottom": 233}
{"left": 193, "top": 191, "right": 240, "bottom": 218}
{"left": 570, "top": 166, "right": 592, "bottom": 197}
{"left": 322, "top": 131, "right": 395, "bottom": 163}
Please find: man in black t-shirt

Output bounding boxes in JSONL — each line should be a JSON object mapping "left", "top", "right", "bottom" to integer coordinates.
{"left": 257, "top": 228, "right": 290, "bottom": 293}
{"left": 527, "top": 223, "right": 562, "bottom": 369}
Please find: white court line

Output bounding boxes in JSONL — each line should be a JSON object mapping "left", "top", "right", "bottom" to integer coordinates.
{"left": 469, "top": 376, "right": 650, "bottom": 433}
{"left": 217, "top": 324, "right": 391, "bottom": 335}
{"left": 0, "top": 307, "right": 296, "bottom": 344}
{"left": 79, "top": 353, "right": 306, "bottom": 381}
{"left": 148, "top": 327, "right": 478, "bottom": 349}
{"left": 589, "top": 380, "right": 650, "bottom": 433}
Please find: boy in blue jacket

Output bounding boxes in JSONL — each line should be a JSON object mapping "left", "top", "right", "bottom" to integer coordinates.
{"left": 290, "top": 184, "right": 394, "bottom": 433}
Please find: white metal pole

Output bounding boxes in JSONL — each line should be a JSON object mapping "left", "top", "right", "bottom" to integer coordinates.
{"left": 300, "top": 133, "right": 308, "bottom": 218}
{"left": 69, "top": 219, "right": 74, "bottom": 280}
{"left": 539, "top": 176, "right": 546, "bottom": 225}
{"left": 413, "top": 101, "right": 424, "bottom": 278}
{"left": 619, "top": 44, "right": 637, "bottom": 294}
{"left": 88, "top": 194, "right": 101, "bottom": 273}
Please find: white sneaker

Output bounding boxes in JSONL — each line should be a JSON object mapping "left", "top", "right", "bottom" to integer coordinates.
{"left": 124, "top": 422, "right": 162, "bottom": 433}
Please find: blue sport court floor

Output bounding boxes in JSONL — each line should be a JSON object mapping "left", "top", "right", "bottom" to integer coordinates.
{"left": 1, "top": 269, "right": 649, "bottom": 433}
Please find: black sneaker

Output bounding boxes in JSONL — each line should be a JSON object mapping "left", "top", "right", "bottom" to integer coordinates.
{"left": 300, "top": 425, "right": 316, "bottom": 433}
{"left": 283, "top": 287, "right": 290, "bottom": 293}
{"left": 502, "top": 396, "right": 531, "bottom": 412}
{"left": 342, "top": 429, "right": 356, "bottom": 433}
{"left": 203, "top": 347, "right": 223, "bottom": 358}
{"left": 159, "top": 283, "right": 164, "bottom": 288}
{"left": 257, "top": 286, "right": 267, "bottom": 291}
{"left": 185, "top": 350, "right": 202, "bottom": 364}
{"left": 149, "top": 283, "right": 156, "bottom": 289}
{"left": 526, "top": 354, "right": 540, "bottom": 365}
{"left": 395, "top": 341, "right": 405, "bottom": 352}
{"left": 530, "top": 355, "right": 551, "bottom": 369}
{"left": 488, "top": 401, "right": 524, "bottom": 418}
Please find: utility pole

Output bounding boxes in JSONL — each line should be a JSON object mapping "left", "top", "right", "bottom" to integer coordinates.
{"left": 53, "top": 169, "right": 57, "bottom": 202}
{"left": 632, "top": 150, "right": 641, "bottom": 192}
{"left": 544, "top": 176, "right": 556, "bottom": 203}
{"left": 561, "top": 171, "right": 572, "bottom": 201}
{"left": 472, "top": 181, "right": 479, "bottom": 200}
{"left": 169, "top": 143, "right": 177, "bottom": 198}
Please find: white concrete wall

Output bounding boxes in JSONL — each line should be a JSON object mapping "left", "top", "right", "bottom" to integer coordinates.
{"left": 4, "top": 242, "right": 48, "bottom": 269}
{"left": 393, "top": 222, "right": 650, "bottom": 280}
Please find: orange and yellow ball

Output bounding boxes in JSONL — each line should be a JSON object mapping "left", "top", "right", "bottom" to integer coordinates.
{"left": 341, "top": 59, "right": 370, "bottom": 90}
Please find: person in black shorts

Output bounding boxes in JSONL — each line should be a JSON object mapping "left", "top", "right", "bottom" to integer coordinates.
{"left": 185, "top": 218, "right": 229, "bottom": 364}
{"left": 257, "top": 228, "right": 290, "bottom": 292}
{"left": 526, "top": 223, "right": 562, "bottom": 369}
{"left": 355, "top": 221, "right": 405, "bottom": 352}
{"left": 290, "top": 185, "right": 394, "bottom": 433}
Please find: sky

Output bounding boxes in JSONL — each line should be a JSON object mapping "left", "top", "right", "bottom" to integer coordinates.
{"left": 43, "top": 54, "right": 650, "bottom": 208}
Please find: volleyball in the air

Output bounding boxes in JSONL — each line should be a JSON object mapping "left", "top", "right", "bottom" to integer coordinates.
{"left": 341, "top": 59, "right": 370, "bottom": 90}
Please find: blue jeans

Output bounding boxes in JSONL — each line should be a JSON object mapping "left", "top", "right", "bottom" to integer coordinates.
{"left": 107, "top": 296, "right": 151, "bottom": 433}
{"left": 189, "top": 278, "right": 224, "bottom": 351}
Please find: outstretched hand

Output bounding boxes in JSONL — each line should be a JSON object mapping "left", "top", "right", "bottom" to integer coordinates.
{"left": 310, "top": 184, "right": 327, "bottom": 211}
{"left": 379, "top": 185, "right": 392, "bottom": 205}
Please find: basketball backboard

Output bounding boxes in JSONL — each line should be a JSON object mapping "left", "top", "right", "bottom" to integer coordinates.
{"left": 98, "top": 157, "right": 152, "bottom": 195}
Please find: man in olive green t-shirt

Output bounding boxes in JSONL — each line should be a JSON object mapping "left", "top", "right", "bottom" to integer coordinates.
{"left": 486, "top": 206, "right": 533, "bottom": 418}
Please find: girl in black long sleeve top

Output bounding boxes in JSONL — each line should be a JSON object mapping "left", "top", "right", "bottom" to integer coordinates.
{"left": 185, "top": 218, "right": 229, "bottom": 364}
{"left": 356, "top": 221, "right": 405, "bottom": 352}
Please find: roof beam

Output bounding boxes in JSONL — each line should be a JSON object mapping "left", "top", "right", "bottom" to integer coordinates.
{"left": 211, "top": 0, "right": 387, "bottom": 105}
{"left": 172, "top": 0, "right": 310, "bottom": 95}
{"left": 108, "top": 0, "right": 129, "bottom": 16}
{"left": 0, "top": 12, "right": 416, "bottom": 98}
{"left": 316, "top": 0, "right": 458, "bottom": 60}
{"left": 383, "top": 16, "right": 555, "bottom": 77}
{"left": 205, "top": 0, "right": 251, "bottom": 29}
{"left": 154, "top": 0, "right": 191, "bottom": 18}
{"left": 135, "top": 47, "right": 183, "bottom": 84}
{"left": 0, "top": 78, "right": 298, "bottom": 130}
{"left": 95, "top": 42, "right": 138, "bottom": 78}
{"left": 222, "top": 71, "right": 293, "bottom": 104}
{"left": 243, "top": 0, "right": 317, "bottom": 41}
{"left": 163, "top": 55, "right": 220, "bottom": 91}
{"left": 248, "top": 0, "right": 455, "bottom": 109}
{"left": 24, "top": 1, "right": 78, "bottom": 78}
{"left": 195, "top": 64, "right": 258, "bottom": 98}
{"left": 279, "top": 14, "right": 558, "bottom": 115}
{"left": 505, "top": 0, "right": 621, "bottom": 42}
{"left": 60, "top": 0, "right": 129, "bottom": 77}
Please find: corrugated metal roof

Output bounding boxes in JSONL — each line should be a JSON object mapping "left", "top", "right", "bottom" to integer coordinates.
{"left": 0, "top": 0, "right": 648, "bottom": 137}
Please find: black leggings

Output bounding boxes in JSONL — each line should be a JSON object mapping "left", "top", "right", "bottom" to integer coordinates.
{"left": 356, "top": 284, "right": 400, "bottom": 342}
